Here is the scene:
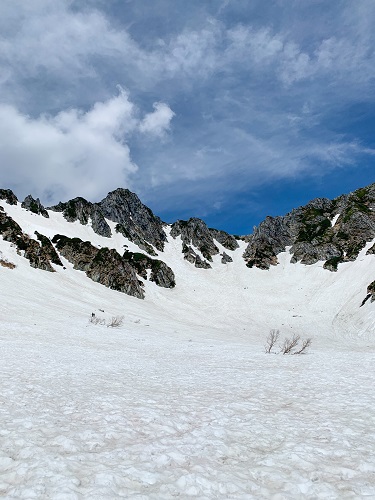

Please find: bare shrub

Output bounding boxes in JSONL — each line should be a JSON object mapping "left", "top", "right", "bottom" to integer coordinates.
{"left": 0, "top": 251, "right": 16, "bottom": 269}
{"left": 293, "top": 337, "right": 312, "bottom": 355}
{"left": 280, "top": 334, "right": 301, "bottom": 354}
{"left": 107, "top": 315, "right": 124, "bottom": 328}
{"left": 265, "top": 331, "right": 312, "bottom": 355}
{"left": 264, "top": 329, "right": 280, "bottom": 353}
{"left": 0, "top": 258, "right": 16, "bottom": 269}
{"left": 89, "top": 315, "right": 105, "bottom": 325}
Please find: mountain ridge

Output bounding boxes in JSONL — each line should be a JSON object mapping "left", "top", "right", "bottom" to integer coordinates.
{"left": 0, "top": 184, "right": 374, "bottom": 310}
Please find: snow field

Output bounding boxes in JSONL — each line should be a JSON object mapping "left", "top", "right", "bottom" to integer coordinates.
{"left": 1, "top": 321, "right": 375, "bottom": 499}
{"left": 0, "top": 201, "right": 375, "bottom": 498}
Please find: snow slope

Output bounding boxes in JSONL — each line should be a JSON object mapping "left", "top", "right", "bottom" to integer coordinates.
{"left": 0, "top": 201, "right": 375, "bottom": 499}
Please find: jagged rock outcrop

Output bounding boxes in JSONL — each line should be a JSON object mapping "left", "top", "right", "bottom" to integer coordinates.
{"left": 115, "top": 224, "right": 157, "bottom": 256}
{"left": 368, "top": 281, "right": 375, "bottom": 302}
{"left": 48, "top": 189, "right": 166, "bottom": 254}
{"left": 51, "top": 235, "right": 175, "bottom": 298}
{"left": 194, "top": 254, "right": 211, "bottom": 269}
{"left": 123, "top": 251, "right": 175, "bottom": 288}
{"left": 181, "top": 244, "right": 211, "bottom": 268}
{"left": 209, "top": 228, "right": 239, "bottom": 251}
{"left": 243, "top": 184, "right": 375, "bottom": 271}
{"left": 52, "top": 235, "right": 99, "bottom": 271}
{"left": 171, "top": 218, "right": 219, "bottom": 262}
{"left": 171, "top": 218, "right": 238, "bottom": 267}
{"left": 0, "top": 189, "right": 18, "bottom": 206}
{"left": 243, "top": 216, "right": 294, "bottom": 269}
{"left": 361, "top": 280, "right": 375, "bottom": 306}
{"left": 0, "top": 207, "right": 57, "bottom": 272}
{"left": 49, "top": 197, "right": 111, "bottom": 238}
{"left": 99, "top": 188, "right": 167, "bottom": 252}
{"left": 34, "top": 232, "right": 63, "bottom": 266}
{"left": 22, "top": 195, "right": 49, "bottom": 218}
{"left": 87, "top": 248, "right": 145, "bottom": 299}
{"left": 52, "top": 234, "right": 144, "bottom": 298}
{"left": 221, "top": 252, "right": 233, "bottom": 264}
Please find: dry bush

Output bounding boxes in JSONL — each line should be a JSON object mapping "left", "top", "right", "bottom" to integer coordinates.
{"left": 107, "top": 315, "right": 124, "bottom": 328}
{"left": 0, "top": 259, "right": 16, "bottom": 269}
{"left": 265, "top": 331, "right": 312, "bottom": 355}
{"left": 0, "top": 251, "right": 16, "bottom": 269}
{"left": 264, "top": 329, "right": 280, "bottom": 353}
{"left": 280, "top": 334, "right": 301, "bottom": 354}
{"left": 293, "top": 337, "right": 312, "bottom": 355}
{"left": 89, "top": 315, "right": 106, "bottom": 325}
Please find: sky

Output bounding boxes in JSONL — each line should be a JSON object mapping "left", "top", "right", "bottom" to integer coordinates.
{"left": 0, "top": 0, "right": 374, "bottom": 234}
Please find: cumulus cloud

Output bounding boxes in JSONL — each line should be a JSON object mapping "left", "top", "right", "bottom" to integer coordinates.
{"left": 0, "top": 0, "right": 375, "bottom": 221}
{"left": 0, "top": 90, "right": 174, "bottom": 203}
{"left": 139, "top": 102, "right": 175, "bottom": 137}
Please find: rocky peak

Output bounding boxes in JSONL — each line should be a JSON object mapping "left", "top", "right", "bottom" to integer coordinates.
{"left": 209, "top": 228, "right": 239, "bottom": 251}
{"left": 243, "top": 216, "right": 294, "bottom": 269}
{"left": 171, "top": 218, "right": 239, "bottom": 267}
{"left": 48, "top": 197, "right": 111, "bottom": 238}
{"left": 171, "top": 218, "right": 219, "bottom": 262}
{"left": 22, "top": 195, "right": 49, "bottom": 218}
{"left": 243, "top": 183, "right": 375, "bottom": 271}
{"left": 98, "top": 188, "right": 167, "bottom": 252}
{"left": 0, "top": 189, "right": 18, "bottom": 206}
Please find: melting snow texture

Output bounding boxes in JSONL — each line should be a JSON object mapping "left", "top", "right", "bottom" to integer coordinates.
{"left": 0, "top": 201, "right": 374, "bottom": 499}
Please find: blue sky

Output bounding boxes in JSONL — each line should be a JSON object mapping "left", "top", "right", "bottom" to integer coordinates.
{"left": 0, "top": 0, "right": 374, "bottom": 234}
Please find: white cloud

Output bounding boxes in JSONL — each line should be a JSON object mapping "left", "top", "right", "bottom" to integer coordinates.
{"left": 139, "top": 102, "right": 175, "bottom": 137}
{"left": 0, "top": 90, "right": 174, "bottom": 203}
{"left": 1, "top": 0, "right": 375, "bottom": 216}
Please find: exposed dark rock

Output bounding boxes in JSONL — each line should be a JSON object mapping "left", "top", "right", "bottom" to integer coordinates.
{"left": 243, "top": 184, "right": 375, "bottom": 271}
{"left": 22, "top": 195, "right": 49, "bottom": 218}
{"left": 35, "top": 232, "right": 63, "bottom": 266}
{"left": 244, "top": 216, "right": 293, "bottom": 269}
{"left": 48, "top": 197, "right": 111, "bottom": 238}
{"left": 323, "top": 255, "right": 343, "bottom": 272}
{"left": 99, "top": 188, "right": 167, "bottom": 252}
{"left": 194, "top": 255, "right": 211, "bottom": 269}
{"left": 0, "top": 189, "right": 18, "bottom": 205}
{"left": 52, "top": 235, "right": 101, "bottom": 272}
{"left": 0, "top": 210, "right": 55, "bottom": 271}
{"left": 171, "top": 218, "right": 219, "bottom": 262}
{"left": 115, "top": 224, "right": 157, "bottom": 256}
{"left": 123, "top": 251, "right": 175, "bottom": 288}
{"left": 221, "top": 252, "right": 233, "bottom": 264}
{"left": 368, "top": 281, "right": 375, "bottom": 302}
{"left": 209, "top": 228, "right": 239, "bottom": 251}
{"left": 361, "top": 280, "right": 375, "bottom": 306}
{"left": 367, "top": 243, "right": 375, "bottom": 255}
{"left": 182, "top": 244, "right": 198, "bottom": 264}
{"left": 52, "top": 234, "right": 144, "bottom": 298}
{"left": 180, "top": 243, "right": 211, "bottom": 268}
{"left": 52, "top": 234, "right": 174, "bottom": 297}
{"left": 87, "top": 248, "right": 144, "bottom": 299}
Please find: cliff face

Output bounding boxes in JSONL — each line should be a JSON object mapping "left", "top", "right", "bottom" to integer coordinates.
{"left": 170, "top": 218, "right": 238, "bottom": 268}
{"left": 48, "top": 197, "right": 112, "bottom": 238}
{"left": 243, "top": 184, "right": 375, "bottom": 271}
{"left": 98, "top": 188, "right": 167, "bottom": 253}
{"left": 0, "top": 206, "right": 62, "bottom": 272}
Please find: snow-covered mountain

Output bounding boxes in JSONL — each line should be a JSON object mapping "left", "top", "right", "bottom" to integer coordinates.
{"left": 0, "top": 184, "right": 375, "bottom": 498}
{"left": 1, "top": 184, "right": 374, "bottom": 338}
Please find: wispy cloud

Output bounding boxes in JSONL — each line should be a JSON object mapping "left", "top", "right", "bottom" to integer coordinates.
{"left": 0, "top": 0, "right": 374, "bottom": 224}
